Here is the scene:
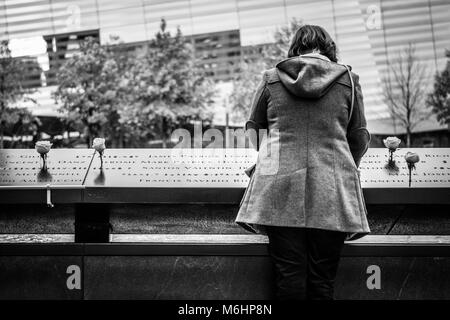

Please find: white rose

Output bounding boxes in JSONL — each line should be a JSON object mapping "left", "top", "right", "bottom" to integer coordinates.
{"left": 405, "top": 152, "right": 420, "bottom": 164}
{"left": 92, "top": 138, "right": 106, "bottom": 153}
{"left": 383, "top": 137, "right": 401, "bottom": 150}
{"left": 35, "top": 141, "right": 52, "bottom": 155}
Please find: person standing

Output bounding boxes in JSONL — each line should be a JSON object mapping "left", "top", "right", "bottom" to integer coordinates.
{"left": 236, "top": 25, "right": 371, "bottom": 300}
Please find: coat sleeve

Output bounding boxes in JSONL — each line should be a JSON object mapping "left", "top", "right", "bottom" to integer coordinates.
{"left": 347, "top": 74, "right": 371, "bottom": 167}
{"left": 245, "top": 73, "right": 269, "bottom": 151}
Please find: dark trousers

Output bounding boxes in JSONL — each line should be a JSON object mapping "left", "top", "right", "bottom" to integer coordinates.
{"left": 266, "top": 226, "right": 347, "bottom": 300}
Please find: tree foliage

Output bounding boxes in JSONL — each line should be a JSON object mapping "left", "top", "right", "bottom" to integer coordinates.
{"left": 230, "top": 18, "right": 302, "bottom": 123}
{"left": 0, "top": 40, "right": 39, "bottom": 148}
{"left": 119, "top": 19, "right": 215, "bottom": 147}
{"left": 427, "top": 50, "right": 450, "bottom": 127}
{"left": 55, "top": 20, "right": 215, "bottom": 148}
{"left": 230, "top": 59, "right": 267, "bottom": 123}
{"left": 54, "top": 37, "right": 123, "bottom": 147}
{"left": 262, "top": 17, "right": 303, "bottom": 67}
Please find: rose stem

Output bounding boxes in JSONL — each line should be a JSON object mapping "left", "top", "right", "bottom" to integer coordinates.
{"left": 408, "top": 166, "right": 412, "bottom": 187}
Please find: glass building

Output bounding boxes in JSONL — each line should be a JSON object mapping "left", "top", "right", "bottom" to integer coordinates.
{"left": 1, "top": 0, "right": 449, "bottom": 134}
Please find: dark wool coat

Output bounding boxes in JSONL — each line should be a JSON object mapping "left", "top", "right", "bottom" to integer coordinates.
{"left": 235, "top": 54, "right": 371, "bottom": 240}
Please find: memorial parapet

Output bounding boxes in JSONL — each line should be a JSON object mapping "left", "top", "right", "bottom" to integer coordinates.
{"left": 0, "top": 149, "right": 94, "bottom": 204}
{"left": 0, "top": 148, "right": 449, "bottom": 204}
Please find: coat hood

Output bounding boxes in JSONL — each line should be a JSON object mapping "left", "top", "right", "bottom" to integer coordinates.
{"left": 275, "top": 56, "right": 349, "bottom": 98}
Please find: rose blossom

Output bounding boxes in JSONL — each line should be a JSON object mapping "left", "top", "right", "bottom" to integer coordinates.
{"left": 405, "top": 152, "right": 419, "bottom": 187}
{"left": 92, "top": 138, "right": 106, "bottom": 153}
{"left": 35, "top": 141, "right": 52, "bottom": 155}
{"left": 383, "top": 137, "right": 401, "bottom": 151}
{"left": 405, "top": 152, "right": 420, "bottom": 164}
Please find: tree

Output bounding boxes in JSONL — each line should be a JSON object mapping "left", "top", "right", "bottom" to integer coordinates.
{"left": 427, "top": 50, "right": 450, "bottom": 127}
{"left": 54, "top": 37, "right": 124, "bottom": 147}
{"left": 262, "top": 17, "right": 303, "bottom": 67}
{"left": 230, "top": 18, "right": 302, "bottom": 123}
{"left": 0, "top": 41, "right": 39, "bottom": 148}
{"left": 229, "top": 59, "right": 267, "bottom": 123}
{"left": 119, "top": 19, "right": 215, "bottom": 147}
{"left": 383, "top": 43, "right": 431, "bottom": 147}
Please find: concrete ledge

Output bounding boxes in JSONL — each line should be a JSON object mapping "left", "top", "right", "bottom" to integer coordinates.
{"left": 1, "top": 234, "right": 450, "bottom": 257}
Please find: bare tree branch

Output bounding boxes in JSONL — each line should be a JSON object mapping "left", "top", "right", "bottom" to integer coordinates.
{"left": 382, "top": 43, "right": 432, "bottom": 146}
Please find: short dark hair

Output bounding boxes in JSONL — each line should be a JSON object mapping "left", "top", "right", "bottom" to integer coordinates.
{"left": 288, "top": 25, "right": 338, "bottom": 62}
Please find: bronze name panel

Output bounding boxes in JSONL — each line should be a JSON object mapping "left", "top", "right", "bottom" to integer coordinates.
{"left": 359, "top": 148, "right": 450, "bottom": 188}
{"left": 84, "top": 149, "right": 255, "bottom": 188}
{"left": 83, "top": 149, "right": 255, "bottom": 203}
{"left": 0, "top": 149, "right": 93, "bottom": 186}
{"left": 359, "top": 148, "right": 450, "bottom": 204}
{"left": 0, "top": 149, "right": 93, "bottom": 203}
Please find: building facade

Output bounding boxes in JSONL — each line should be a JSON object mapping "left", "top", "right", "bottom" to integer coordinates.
{"left": 1, "top": 0, "right": 449, "bottom": 135}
